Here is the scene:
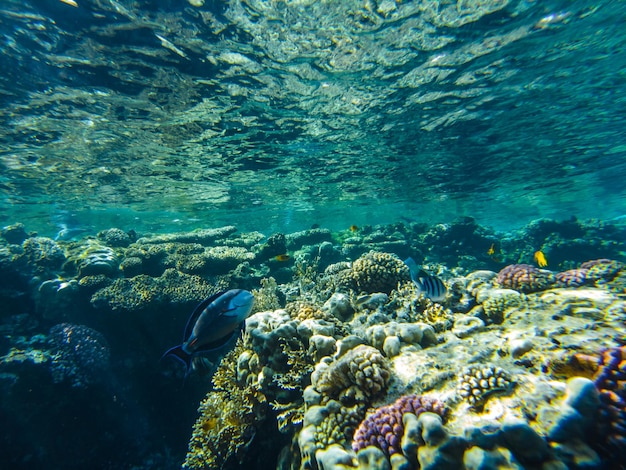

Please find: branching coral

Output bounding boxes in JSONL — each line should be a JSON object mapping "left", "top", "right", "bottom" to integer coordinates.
{"left": 184, "top": 342, "right": 267, "bottom": 470}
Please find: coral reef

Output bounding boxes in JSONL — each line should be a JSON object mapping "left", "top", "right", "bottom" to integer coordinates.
{"left": 90, "top": 268, "right": 215, "bottom": 312}
{"left": 136, "top": 226, "right": 237, "bottom": 245}
{"left": 22, "top": 236, "right": 66, "bottom": 276}
{"left": 555, "top": 268, "right": 591, "bottom": 288}
{"left": 352, "top": 394, "right": 447, "bottom": 456}
{"left": 592, "top": 345, "right": 626, "bottom": 460}
{"left": 75, "top": 242, "right": 119, "bottom": 277}
{"left": 458, "top": 365, "right": 514, "bottom": 408}
{"left": 335, "top": 251, "right": 411, "bottom": 294}
{"left": 184, "top": 343, "right": 267, "bottom": 470}
{"left": 2, "top": 218, "right": 626, "bottom": 470}
{"left": 97, "top": 227, "right": 134, "bottom": 247}
{"left": 496, "top": 264, "right": 556, "bottom": 293}
{"left": 48, "top": 323, "right": 111, "bottom": 388}
{"left": 311, "top": 345, "right": 391, "bottom": 406}
{"left": 581, "top": 258, "right": 625, "bottom": 282}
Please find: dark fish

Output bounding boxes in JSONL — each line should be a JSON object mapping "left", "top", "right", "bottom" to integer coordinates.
{"left": 162, "top": 289, "right": 254, "bottom": 375}
{"left": 404, "top": 257, "right": 447, "bottom": 302}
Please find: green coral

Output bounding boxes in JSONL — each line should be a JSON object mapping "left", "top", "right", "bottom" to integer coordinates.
{"left": 313, "top": 400, "right": 363, "bottom": 448}
{"left": 90, "top": 268, "right": 214, "bottom": 312}
{"left": 481, "top": 288, "right": 525, "bottom": 324}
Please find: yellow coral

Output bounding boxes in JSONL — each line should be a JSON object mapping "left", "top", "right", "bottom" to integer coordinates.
{"left": 184, "top": 342, "right": 267, "bottom": 470}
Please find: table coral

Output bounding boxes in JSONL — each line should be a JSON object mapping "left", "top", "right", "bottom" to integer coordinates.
{"left": 496, "top": 264, "right": 555, "bottom": 293}
{"left": 352, "top": 394, "right": 447, "bottom": 456}
{"left": 90, "top": 268, "right": 214, "bottom": 312}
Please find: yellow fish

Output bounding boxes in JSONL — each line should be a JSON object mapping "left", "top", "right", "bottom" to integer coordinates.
{"left": 274, "top": 254, "right": 290, "bottom": 262}
{"left": 534, "top": 250, "right": 548, "bottom": 267}
{"left": 487, "top": 243, "right": 496, "bottom": 256}
{"left": 349, "top": 225, "right": 359, "bottom": 232}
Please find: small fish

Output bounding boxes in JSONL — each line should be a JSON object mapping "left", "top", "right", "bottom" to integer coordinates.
{"left": 349, "top": 225, "right": 359, "bottom": 232}
{"left": 162, "top": 289, "right": 254, "bottom": 376}
{"left": 274, "top": 254, "right": 290, "bottom": 262}
{"left": 534, "top": 250, "right": 548, "bottom": 267}
{"left": 404, "top": 257, "right": 447, "bottom": 302}
{"left": 487, "top": 243, "right": 496, "bottom": 256}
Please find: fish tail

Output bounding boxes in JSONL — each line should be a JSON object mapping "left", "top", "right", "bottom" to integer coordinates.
{"left": 162, "top": 345, "right": 192, "bottom": 375}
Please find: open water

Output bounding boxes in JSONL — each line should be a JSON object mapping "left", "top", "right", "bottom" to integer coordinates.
{"left": 1, "top": 1, "right": 626, "bottom": 469}
{"left": 1, "top": 0, "right": 625, "bottom": 236}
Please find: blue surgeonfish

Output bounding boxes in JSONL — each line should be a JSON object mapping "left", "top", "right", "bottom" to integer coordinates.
{"left": 162, "top": 289, "right": 254, "bottom": 375}
{"left": 404, "top": 257, "right": 447, "bottom": 302}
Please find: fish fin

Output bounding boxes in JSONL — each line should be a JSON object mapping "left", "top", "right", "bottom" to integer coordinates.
{"left": 196, "top": 324, "right": 243, "bottom": 354}
{"left": 183, "top": 291, "right": 227, "bottom": 342}
{"left": 162, "top": 345, "right": 193, "bottom": 375}
{"left": 403, "top": 257, "right": 421, "bottom": 282}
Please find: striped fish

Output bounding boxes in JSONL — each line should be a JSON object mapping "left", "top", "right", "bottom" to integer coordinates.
{"left": 404, "top": 257, "right": 447, "bottom": 302}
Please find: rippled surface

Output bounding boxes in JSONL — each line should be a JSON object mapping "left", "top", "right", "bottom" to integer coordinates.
{"left": 1, "top": 0, "right": 625, "bottom": 236}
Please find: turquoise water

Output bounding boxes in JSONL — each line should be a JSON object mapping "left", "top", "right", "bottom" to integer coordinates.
{"left": 1, "top": 0, "right": 625, "bottom": 236}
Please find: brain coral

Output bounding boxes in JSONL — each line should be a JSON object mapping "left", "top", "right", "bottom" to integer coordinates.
{"left": 555, "top": 268, "right": 590, "bottom": 288}
{"left": 581, "top": 259, "right": 625, "bottom": 282}
{"left": 352, "top": 394, "right": 447, "bottom": 456}
{"left": 311, "top": 345, "right": 391, "bottom": 405}
{"left": 336, "top": 251, "right": 411, "bottom": 294}
{"left": 496, "top": 264, "right": 555, "bottom": 293}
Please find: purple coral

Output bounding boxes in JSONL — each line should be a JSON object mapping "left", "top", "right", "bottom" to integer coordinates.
{"left": 580, "top": 259, "right": 624, "bottom": 282}
{"left": 352, "top": 394, "right": 447, "bottom": 456}
{"left": 49, "top": 323, "right": 111, "bottom": 388}
{"left": 555, "top": 268, "right": 590, "bottom": 288}
{"left": 496, "top": 264, "right": 555, "bottom": 293}
{"left": 593, "top": 346, "right": 626, "bottom": 457}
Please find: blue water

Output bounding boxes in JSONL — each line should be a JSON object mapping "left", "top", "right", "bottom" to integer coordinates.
{"left": 0, "top": 0, "right": 625, "bottom": 237}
